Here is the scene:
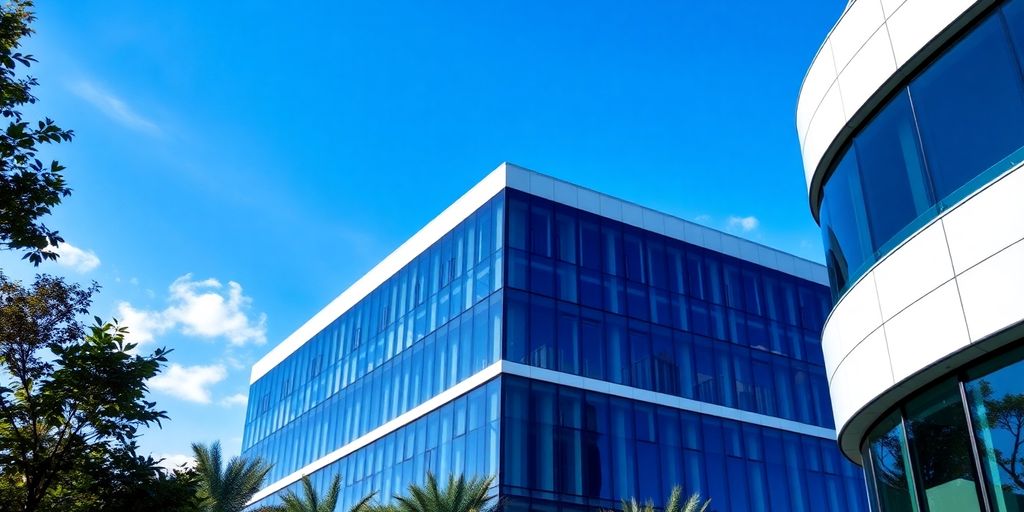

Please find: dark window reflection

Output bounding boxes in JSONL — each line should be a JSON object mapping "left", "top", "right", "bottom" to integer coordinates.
{"left": 853, "top": 90, "right": 932, "bottom": 250}
{"left": 500, "top": 375, "right": 867, "bottom": 512}
{"left": 866, "top": 411, "right": 919, "bottom": 512}
{"left": 966, "top": 347, "right": 1024, "bottom": 511}
{"left": 912, "top": 13, "right": 1024, "bottom": 205}
{"left": 501, "top": 189, "right": 836, "bottom": 429}
{"left": 816, "top": 2, "right": 1024, "bottom": 299}
{"left": 905, "top": 378, "right": 983, "bottom": 512}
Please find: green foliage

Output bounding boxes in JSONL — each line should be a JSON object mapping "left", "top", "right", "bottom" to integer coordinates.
{"left": 609, "top": 486, "right": 710, "bottom": 512}
{"left": 193, "top": 440, "right": 273, "bottom": 512}
{"left": 0, "top": 272, "right": 185, "bottom": 511}
{"left": 0, "top": 0, "right": 75, "bottom": 265}
{"left": 391, "top": 473, "right": 496, "bottom": 512}
{"left": 266, "top": 473, "right": 376, "bottom": 512}
{"left": 976, "top": 379, "right": 1024, "bottom": 492}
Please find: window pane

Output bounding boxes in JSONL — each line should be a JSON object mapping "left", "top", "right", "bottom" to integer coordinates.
{"left": 866, "top": 411, "right": 918, "bottom": 512}
{"left": 853, "top": 90, "right": 932, "bottom": 249}
{"left": 555, "top": 210, "right": 577, "bottom": 263}
{"left": 913, "top": 13, "right": 1024, "bottom": 205}
{"left": 965, "top": 346, "right": 1024, "bottom": 510}
{"left": 906, "top": 378, "right": 983, "bottom": 512}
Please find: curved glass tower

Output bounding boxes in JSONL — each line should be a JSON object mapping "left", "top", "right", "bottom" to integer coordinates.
{"left": 797, "top": 1, "right": 1024, "bottom": 510}
{"left": 242, "top": 164, "right": 868, "bottom": 511}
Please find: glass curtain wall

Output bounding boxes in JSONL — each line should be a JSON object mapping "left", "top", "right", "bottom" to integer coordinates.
{"left": 243, "top": 193, "right": 505, "bottom": 483}
{"left": 862, "top": 343, "right": 1024, "bottom": 512}
{"left": 252, "top": 378, "right": 501, "bottom": 511}
{"left": 818, "top": 0, "right": 1024, "bottom": 298}
{"left": 505, "top": 190, "right": 834, "bottom": 429}
{"left": 501, "top": 375, "right": 869, "bottom": 512}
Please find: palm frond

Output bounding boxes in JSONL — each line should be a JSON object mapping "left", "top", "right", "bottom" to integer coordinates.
{"left": 392, "top": 473, "right": 496, "bottom": 512}
{"left": 192, "top": 440, "right": 271, "bottom": 512}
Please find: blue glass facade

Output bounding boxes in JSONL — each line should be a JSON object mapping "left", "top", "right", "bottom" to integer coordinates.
{"left": 819, "top": 0, "right": 1024, "bottom": 298}
{"left": 242, "top": 193, "right": 505, "bottom": 484}
{"left": 501, "top": 375, "right": 866, "bottom": 512}
{"left": 244, "top": 181, "right": 867, "bottom": 511}
{"left": 505, "top": 190, "right": 834, "bottom": 429}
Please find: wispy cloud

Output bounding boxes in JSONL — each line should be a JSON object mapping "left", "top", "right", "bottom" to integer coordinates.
{"left": 219, "top": 393, "right": 248, "bottom": 408}
{"left": 149, "top": 363, "right": 227, "bottom": 404}
{"left": 70, "top": 80, "right": 159, "bottom": 134}
{"left": 727, "top": 215, "right": 760, "bottom": 232}
{"left": 116, "top": 274, "right": 267, "bottom": 346}
{"left": 45, "top": 241, "right": 100, "bottom": 273}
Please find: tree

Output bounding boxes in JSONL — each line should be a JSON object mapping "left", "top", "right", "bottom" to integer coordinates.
{"left": 609, "top": 486, "right": 710, "bottom": 512}
{"left": 0, "top": 272, "right": 178, "bottom": 511}
{"left": 975, "top": 379, "right": 1024, "bottom": 493}
{"left": 193, "top": 440, "right": 273, "bottom": 512}
{"left": 268, "top": 474, "right": 377, "bottom": 512}
{"left": 0, "top": 0, "right": 75, "bottom": 265}
{"left": 391, "top": 473, "right": 497, "bottom": 512}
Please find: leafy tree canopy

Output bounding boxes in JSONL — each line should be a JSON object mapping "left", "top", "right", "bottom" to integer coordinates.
{"left": 0, "top": 0, "right": 74, "bottom": 265}
{"left": 0, "top": 272, "right": 185, "bottom": 511}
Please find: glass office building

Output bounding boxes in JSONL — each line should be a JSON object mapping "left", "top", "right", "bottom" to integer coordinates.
{"left": 796, "top": 1, "right": 1024, "bottom": 510}
{"left": 242, "top": 164, "right": 868, "bottom": 511}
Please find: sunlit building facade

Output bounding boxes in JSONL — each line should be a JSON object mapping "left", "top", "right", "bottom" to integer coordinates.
{"left": 796, "top": 0, "right": 1024, "bottom": 510}
{"left": 242, "top": 164, "right": 868, "bottom": 511}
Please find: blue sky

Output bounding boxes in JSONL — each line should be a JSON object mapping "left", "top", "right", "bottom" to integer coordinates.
{"left": 0, "top": 1, "right": 844, "bottom": 467}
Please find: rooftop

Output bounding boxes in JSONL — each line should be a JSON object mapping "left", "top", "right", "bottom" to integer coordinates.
{"left": 250, "top": 162, "right": 827, "bottom": 383}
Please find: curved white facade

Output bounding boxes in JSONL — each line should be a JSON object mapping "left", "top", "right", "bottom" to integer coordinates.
{"left": 824, "top": 164, "right": 1024, "bottom": 460}
{"left": 797, "top": 0, "right": 1024, "bottom": 465}
{"left": 797, "top": 0, "right": 990, "bottom": 216}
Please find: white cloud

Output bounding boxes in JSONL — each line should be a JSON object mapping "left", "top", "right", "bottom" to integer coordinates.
{"left": 219, "top": 393, "right": 248, "bottom": 407}
{"left": 727, "top": 215, "right": 760, "bottom": 232}
{"left": 70, "top": 80, "right": 159, "bottom": 134}
{"left": 45, "top": 242, "right": 100, "bottom": 273}
{"left": 117, "top": 300, "right": 175, "bottom": 345}
{"left": 150, "top": 363, "right": 227, "bottom": 404}
{"left": 117, "top": 274, "right": 267, "bottom": 346}
{"left": 694, "top": 214, "right": 712, "bottom": 224}
{"left": 155, "top": 453, "right": 194, "bottom": 471}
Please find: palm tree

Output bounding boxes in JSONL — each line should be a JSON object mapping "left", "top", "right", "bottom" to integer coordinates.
{"left": 612, "top": 486, "right": 710, "bottom": 512}
{"left": 193, "top": 440, "right": 273, "bottom": 512}
{"left": 269, "top": 474, "right": 378, "bottom": 512}
{"left": 391, "top": 473, "right": 497, "bottom": 512}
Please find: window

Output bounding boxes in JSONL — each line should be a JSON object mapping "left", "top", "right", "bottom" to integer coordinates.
{"left": 965, "top": 346, "right": 1024, "bottom": 510}
{"left": 865, "top": 411, "right": 918, "bottom": 512}
{"left": 912, "top": 13, "right": 1024, "bottom": 205}
{"left": 905, "top": 379, "right": 983, "bottom": 512}
{"left": 854, "top": 90, "right": 932, "bottom": 250}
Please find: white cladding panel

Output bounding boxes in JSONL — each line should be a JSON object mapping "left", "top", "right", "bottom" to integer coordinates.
{"left": 821, "top": 164, "right": 1024, "bottom": 449}
{"left": 943, "top": 168, "right": 1024, "bottom": 273}
{"left": 796, "top": 0, "right": 982, "bottom": 196}
{"left": 884, "top": 280, "right": 970, "bottom": 383}
{"left": 872, "top": 221, "right": 954, "bottom": 321}
{"left": 958, "top": 238, "right": 1024, "bottom": 342}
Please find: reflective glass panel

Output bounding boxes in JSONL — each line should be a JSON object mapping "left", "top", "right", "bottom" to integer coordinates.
{"left": 866, "top": 411, "right": 918, "bottom": 512}
{"left": 905, "top": 379, "right": 983, "bottom": 512}
{"left": 965, "top": 346, "right": 1024, "bottom": 511}
{"left": 912, "top": 13, "right": 1024, "bottom": 205}
{"left": 852, "top": 90, "right": 932, "bottom": 250}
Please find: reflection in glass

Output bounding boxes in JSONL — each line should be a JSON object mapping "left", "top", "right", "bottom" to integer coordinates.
{"left": 866, "top": 411, "right": 918, "bottom": 512}
{"left": 911, "top": 13, "right": 1024, "bottom": 205}
{"left": 966, "top": 347, "right": 1024, "bottom": 511}
{"left": 853, "top": 90, "right": 932, "bottom": 250}
{"left": 905, "top": 379, "right": 982, "bottom": 512}
{"left": 815, "top": 2, "right": 1024, "bottom": 299}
